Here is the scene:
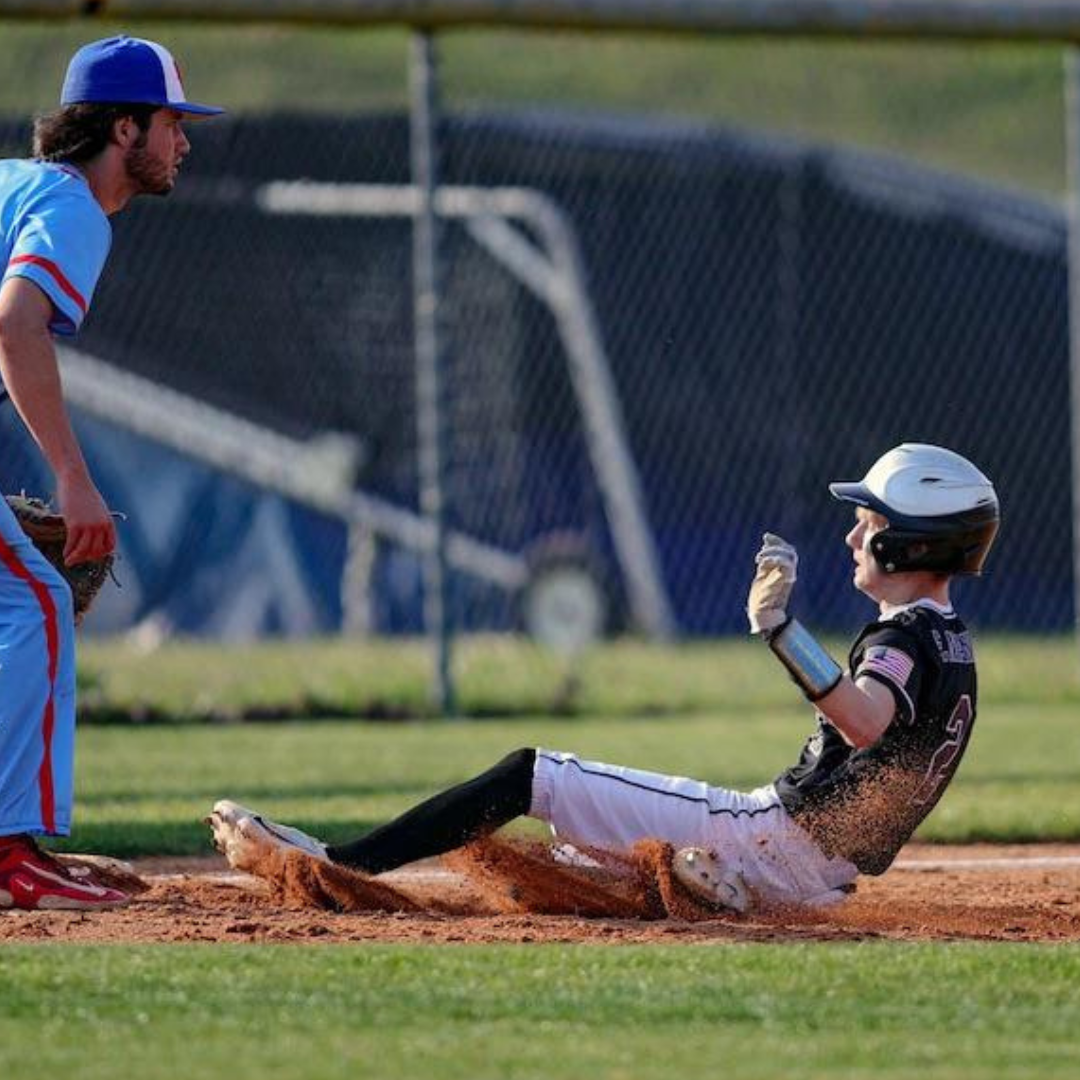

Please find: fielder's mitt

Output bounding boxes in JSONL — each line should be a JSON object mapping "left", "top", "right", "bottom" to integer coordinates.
{"left": 4, "top": 494, "right": 115, "bottom": 622}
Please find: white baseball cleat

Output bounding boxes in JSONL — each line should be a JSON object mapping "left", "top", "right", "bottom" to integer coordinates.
{"left": 205, "top": 799, "right": 329, "bottom": 871}
{"left": 671, "top": 847, "right": 750, "bottom": 914}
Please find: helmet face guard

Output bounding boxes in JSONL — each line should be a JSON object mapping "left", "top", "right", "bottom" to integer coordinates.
{"left": 831, "top": 445, "right": 1000, "bottom": 577}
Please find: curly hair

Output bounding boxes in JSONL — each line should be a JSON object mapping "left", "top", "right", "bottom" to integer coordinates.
{"left": 32, "top": 103, "right": 157, "bottom": 164}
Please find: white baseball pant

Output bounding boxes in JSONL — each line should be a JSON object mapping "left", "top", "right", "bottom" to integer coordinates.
{"left": 529, "top": 749, "right": 858, "bottom": 907}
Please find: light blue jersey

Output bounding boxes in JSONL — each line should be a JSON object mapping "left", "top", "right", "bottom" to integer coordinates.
{"left": 0, "top": 158, "right": 111, "bottom": 336}
{"left": 0, "top": 160, "right": 109, "bottom": 837}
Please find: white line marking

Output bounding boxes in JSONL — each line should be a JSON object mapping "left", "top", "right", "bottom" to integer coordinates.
{"left": 145, "top": 867, "right": 461, "bottom": 885}
{"left": 149, "top": 871, "right": 253, "bottom": 883}
{"left": 144, "top": 855, "right": 1080, "bottom": 887}
{"left": 895, "top": 856, "right": 1080, "bottom": 871}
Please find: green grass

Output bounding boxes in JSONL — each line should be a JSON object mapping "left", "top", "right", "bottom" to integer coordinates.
{"left": 0, "top": 23, "right": 1069, "bottom": 193}
{"left": 75, "top": 633, "right": 1080, "bottom": 721}
{"left": 10, "top": 645, "right": 1080, "bottom": 1080}
{"left": 1, "top": 944, "right": 1079, "bottom": 1079}
{"left": 55, "top": 635, "right": 1080, "bottom": 856}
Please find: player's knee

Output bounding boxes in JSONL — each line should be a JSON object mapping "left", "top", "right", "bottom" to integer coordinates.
{"left": 475, "top": 748, "right": 536, "bottom": 817}
{"left": 46, "top": 574, "right": 76, "bottom": 627}
{"left": 20, "top": 560, "right": 76, "bottom": 629}
{"left": 493, "top": 748, "right": 536, "bottom": 784}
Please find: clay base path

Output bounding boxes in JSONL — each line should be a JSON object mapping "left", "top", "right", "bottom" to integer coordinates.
{"left": 2, "top": 843, "right": 1078, "bottom": 945}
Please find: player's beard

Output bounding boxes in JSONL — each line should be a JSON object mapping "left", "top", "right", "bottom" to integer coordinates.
{"left": 123, "top": 135, "right": 175, "bottom": 197}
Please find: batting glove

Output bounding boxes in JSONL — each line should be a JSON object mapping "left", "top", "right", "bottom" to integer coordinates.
{"left": 746, "top": 532, "right": 798, "bottom": 634}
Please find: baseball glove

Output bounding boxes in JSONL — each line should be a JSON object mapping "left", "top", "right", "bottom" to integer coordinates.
{"left": 4, "top": 494, "right": 115, "bottom": 622}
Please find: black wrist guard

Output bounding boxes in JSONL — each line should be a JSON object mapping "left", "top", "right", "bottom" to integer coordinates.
{"left": 764, "top": 618, "right": 844, "bottom": 702}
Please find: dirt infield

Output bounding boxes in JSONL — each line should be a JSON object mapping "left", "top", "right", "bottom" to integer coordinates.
{"left": 2, "top": 842, "right": 1078, "bottom": 945}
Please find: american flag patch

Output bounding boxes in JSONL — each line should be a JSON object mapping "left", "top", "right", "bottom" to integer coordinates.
{"left": 861, "top": 645, "right": 914, "bottom": 686}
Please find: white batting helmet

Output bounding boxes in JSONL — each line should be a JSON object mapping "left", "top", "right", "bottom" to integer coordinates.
{"left": 829, "top": 444, "right": 1000, "bottom": 575}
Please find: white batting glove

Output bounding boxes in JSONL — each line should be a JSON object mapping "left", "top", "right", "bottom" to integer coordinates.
{"left": 747, "top": 532, "right": 798, "bottom": 634}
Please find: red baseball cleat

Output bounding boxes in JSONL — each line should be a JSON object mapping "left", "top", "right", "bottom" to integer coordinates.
{"left": 0, "top": 835, "right": 129, "bottom": 911}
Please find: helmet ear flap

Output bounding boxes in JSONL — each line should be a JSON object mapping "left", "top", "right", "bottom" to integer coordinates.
{"left": 870, "top": 531, "right": 947, "bottom": 574}
{"left": 869, "top": 512, "right": 998, "bottom": 576}
{"left": 869, "top": 531, "right": 904, "bottom": 574}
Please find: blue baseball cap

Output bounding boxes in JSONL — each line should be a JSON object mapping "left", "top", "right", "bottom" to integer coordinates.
{"left": 61, "top": 36, "right": 224, "bottom": 117}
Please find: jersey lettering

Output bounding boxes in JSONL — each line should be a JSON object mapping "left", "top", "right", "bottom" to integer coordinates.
{"left": 911, "top": 695, "right": 973, "bottom": 807}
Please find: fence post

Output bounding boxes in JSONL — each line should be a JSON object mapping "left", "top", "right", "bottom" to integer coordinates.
{"left": 410, "top": 30, "right": 455, "bottom": 715}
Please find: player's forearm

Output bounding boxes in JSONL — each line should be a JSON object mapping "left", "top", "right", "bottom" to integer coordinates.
{"left": 0, "top": 319, "right": 93, "bottom": 485}
{"left": 814, "top": 676, "right": 894, "bottom": 749}
{"left": 761, "top": 618, "right": 893, "bottom": 748}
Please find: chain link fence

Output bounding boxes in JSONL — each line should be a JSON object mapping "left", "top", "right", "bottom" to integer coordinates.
{"left": 0, "top": 28, "right": 1073, "bottom": 657}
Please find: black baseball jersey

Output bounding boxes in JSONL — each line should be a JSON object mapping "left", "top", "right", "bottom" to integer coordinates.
{"left": 774, "top": 601, "right": 977, "bottom": 875}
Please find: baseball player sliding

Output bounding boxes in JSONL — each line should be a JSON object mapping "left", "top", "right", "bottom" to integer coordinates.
{"left": 0, "top": 37, "right": 221, "bottom": 911}
{"left": 209, "top": 443, "right": 1000, "bottom": 913}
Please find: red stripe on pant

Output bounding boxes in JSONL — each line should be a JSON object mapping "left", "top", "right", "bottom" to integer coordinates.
{"left": 0, "top": 534, "right": 60, "bottom": 834}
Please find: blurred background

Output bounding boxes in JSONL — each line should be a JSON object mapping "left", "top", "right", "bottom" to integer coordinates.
{"left": 0, "top": 20, "right": 1073, "bottom": 705}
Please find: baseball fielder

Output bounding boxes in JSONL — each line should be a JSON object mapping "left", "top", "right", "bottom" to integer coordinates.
{"left": 210, "top": 444, "right": 999, "bottom": 912}
{"left": 0, "top": 37, "right": 221, "bottom": 911}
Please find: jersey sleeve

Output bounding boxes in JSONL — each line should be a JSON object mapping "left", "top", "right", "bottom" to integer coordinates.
{"left": 852, "top": 625, "right": 924, "bottom": 726}
{"left": 2, "top": 191, "right": 111, "bottom": 336}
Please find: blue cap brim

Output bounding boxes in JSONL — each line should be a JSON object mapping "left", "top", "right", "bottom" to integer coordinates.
{"left": 169, "top": 101, "right": 225, "bottom": 117}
